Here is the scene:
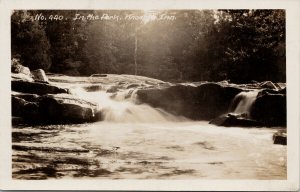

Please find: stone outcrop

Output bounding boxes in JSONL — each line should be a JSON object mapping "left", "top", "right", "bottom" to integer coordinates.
{"left": 39, "top": 94, "right": 98, "bottom": 123}
{"left": 273, "top": 130, "right": 287, "bottom": 145}
{"left": 12, "top": 80, "right": 69, "bottom": 95}
{"left": 31, "top": 69, "right": 49, "bottom": 83}
{"left": 11, "top": 96, "right": 40, "bottom": 120}
{"left": 12, "top": 94, "right": 99, "bottom": 124}
{"left": 11, "top": 59, "right": 34, "bottom": 82}
{"left": 250, "top": 89, "right": 286, "bottom": 126}
{"left": 12, "top": 92, "right": 40, "bottom": 102}
{"left": 12, "top": 96, "right": 27, "bottom": 117}
{"left": 11, "top": 61, "right": 99, "bottom": 124}
{"left": 137, "top": 83, "right": 242, "bottom": 120}
{"left": 209, "top": 113, "right": 264, "bottom": 127}
{"left": 11, "top": 61, "right": 286, "bottom": 128}
{"left": 11, "top": 58, "right": 31, "bottom": 76}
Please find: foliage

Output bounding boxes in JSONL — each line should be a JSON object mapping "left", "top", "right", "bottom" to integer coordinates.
{"left": 11, "top": 11, "right": 51, "bottom": 70}
{"left": 217, "top": 10, "right": 285, "bottom": 82}
{"left": 11, "top": 10, "right": 286, "bottom": 83}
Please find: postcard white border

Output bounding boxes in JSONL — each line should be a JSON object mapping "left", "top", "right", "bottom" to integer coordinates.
{"left": 0, "top": 0, "right": 299, "bottom": 190}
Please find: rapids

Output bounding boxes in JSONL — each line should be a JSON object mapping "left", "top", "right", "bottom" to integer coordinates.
{"left": 12, "top": 76, "right": 286, "bottom": 179}
{"left": 70, "top": 87, "right": 187, "bottom": 123}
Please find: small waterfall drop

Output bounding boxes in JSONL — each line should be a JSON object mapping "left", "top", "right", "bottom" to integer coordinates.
{"left": 230, "top": 91, "right": 258, "bottom": 118}
{"left": 70, "top": 86, "right": 186, "bottom": 123}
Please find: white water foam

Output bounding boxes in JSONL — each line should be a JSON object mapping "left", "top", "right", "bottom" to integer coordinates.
{"left": 70, "top": 86, "right": 186, "bottom": 123}
{"left": 231, "top": 91, "right": 259, "bottom": 117}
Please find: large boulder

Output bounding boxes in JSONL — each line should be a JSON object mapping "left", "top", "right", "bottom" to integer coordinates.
{"left": 39, "top": 94, "right": 98, "bottom": 123}
{"left": 11, "top": 92, "right": 40, "bottom": 102}
{"left": 11, "top": 96, "right": 41, "bottom": 120}
{"left": 12, "top": 80, "right": 69, "bottom": 95}
{"left": 209, "top": 113, "right": 264, "bottom": 127}
{"left": 31, "top": 69, "right": 49, "bottom": 83}
{"left": 137, "top": 83, "right": 242, "bottom": 120}
{"left": 250, "top": 89, "right": 286, "bottom": 126}
{"left": 12, "top": 94, "right": 100, "bottom": 124}
{"left": 273, "top": 130, "right": 287, "bottom": 145}
{"left": 12, "top": 96, "right": 27, "bottom": 117}
{"left": 11, "top": 58, "right": 31, "bottom": 76}
{"left": 11, "top": 59, "right": 34, "bottom": 82}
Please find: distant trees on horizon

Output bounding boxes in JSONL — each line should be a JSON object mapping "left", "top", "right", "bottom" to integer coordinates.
{"left": 11, "top": 9, "right": 286, "bottom": 83}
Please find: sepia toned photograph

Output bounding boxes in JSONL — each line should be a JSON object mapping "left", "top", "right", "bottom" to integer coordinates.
{"left": 10, "top": 9, "right": 288, "bottom": 180}
{"left": 0, "top": 0, "right": 299, "bottom": 190}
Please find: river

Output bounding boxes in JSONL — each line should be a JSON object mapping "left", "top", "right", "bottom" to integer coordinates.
{"left": 12, "top": 75, "right": 286, "bottom": 179}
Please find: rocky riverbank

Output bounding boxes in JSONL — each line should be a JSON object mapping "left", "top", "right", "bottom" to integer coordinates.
{"left": 11, "top": 62, "right": 287, "bottom": 144}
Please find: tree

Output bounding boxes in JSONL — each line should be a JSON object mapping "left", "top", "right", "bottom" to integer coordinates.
{"left": 11, "top": 10, "right": 285, "bottom": 82}
{"left": 216, "top": 10, "right": 286, "bottom": 83}
{"left": 11, "top": 11, "right": 51, "bottom": 70}
{"left": 37, "top": 10, "right": 90, "bottom": 75}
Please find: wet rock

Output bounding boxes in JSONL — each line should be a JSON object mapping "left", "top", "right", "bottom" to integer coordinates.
{"left": 273, "top": 130, "right": 287, "bottom": 145}
{"left": 12, "top": 96, "right": 27, "bottom": 117}
{"left": 11, "top": 58, "right": 31, "bottom": 76}
{"left": 106, "top": 86, "right": 119, "bottom": 93}
{"left": 83, "top": 85, "right": 102, "bottom": 92}
{"left": 276, "top": 83, "right": 286, "bottom": 90}
{"left": 126, "top": 83, "right": 140, "bottom": 89}
{"left": 39, "top": 94, "right": 98, "bottom": 123}
{"left": 11, "top": 73, "right": 34, "bottom": 82}
{"left": 31, "top": 69, "right": 49, "bottom": 83}
{"left": 12, "top": 80, "right": 69, "bottom": 95}
{"left": 92, "top": 111, "right": 103, "bottom": 122}
{"left": 12, "top": 95, "right": 41, "bottom": 120}
{"left": 12, "top": 92, "right": 40, "bottom": 102}
{"left": 250, "top": 89, "right": 286, "bottom": 126}
{"left": 209, "top": 113, "right": 264, "bottom": 127}
{"left": 12, "top": 116, "right": 25, "bottom": 126}
{"left": 259, "top": 81, "right": 277, "bottom": 90}
{"left": 137, "top": 83, "right": 242, "bottom": 120}
{"left": 12, "top": 93, "right": 100, "bottom": 124}
{"left": 11, "top": 58, "right": 34, "bottom": 82}
{"left": 23, "top": 102, "right": 40, "bottom": 120}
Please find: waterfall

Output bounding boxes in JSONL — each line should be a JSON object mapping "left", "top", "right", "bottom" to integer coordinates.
{"left": 70, "top": 86, "right": 186, "bottom": 123}
{"left": 230, "top": 91, "right": 258, "bottom": 118}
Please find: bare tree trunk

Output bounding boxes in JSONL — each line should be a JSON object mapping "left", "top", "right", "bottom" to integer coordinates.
{"left": 134, "top": 34, "right": 138, "bottom": 75}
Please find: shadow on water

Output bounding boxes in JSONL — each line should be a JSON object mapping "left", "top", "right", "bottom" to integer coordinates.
{"left": 12, "top": 151, "right": 114, "bottom": 179}
{"left": 158, "top": 169, "right": 196, "bottom": 178}
{"left": 13, "top": 165, "right": 59, "bottom": 180}
{"left": 12, "top": 138, "right": 190, "bottom": 179}
{"left": 12, "top": 131, "right": 59, "bottom": 143}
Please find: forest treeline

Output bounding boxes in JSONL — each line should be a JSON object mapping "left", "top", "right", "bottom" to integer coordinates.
{"left": 11, "top": 10, "right": 285, "bottom": 83}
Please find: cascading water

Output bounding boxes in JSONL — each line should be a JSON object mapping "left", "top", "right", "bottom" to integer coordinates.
{"left": 70, "top": 85, "right": 186, "bottom": 123}
{"left": 12, "top": 75, "right": 286, "bottom": 180}
{"left": 230, "top": 91, "right": 259, "bottom": 118}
